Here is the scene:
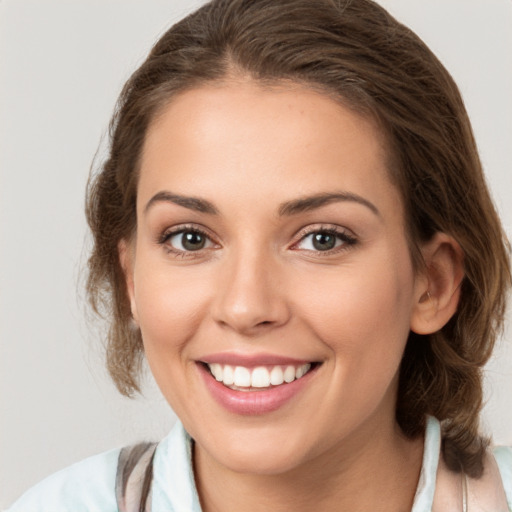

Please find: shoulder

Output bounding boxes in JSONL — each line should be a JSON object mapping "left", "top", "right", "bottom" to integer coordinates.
{"left": 6, "top": 447, "right": 121, "bottom": 512}
{"left": 494, "top": 445, "right": 512, "bottom": 509}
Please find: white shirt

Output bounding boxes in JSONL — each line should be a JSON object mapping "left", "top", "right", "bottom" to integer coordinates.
{"left": 7, "top": 417, "right": 512, "bottom": 512}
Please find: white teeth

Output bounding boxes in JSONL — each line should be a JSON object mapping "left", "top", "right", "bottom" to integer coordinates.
{"left": 206, "top": 362, "right": 312, "bottom": 389}
{"left": 269, "top": 366, "right": 284, "bottom": 385}
{"left": 233, "top": 366, "right": 251, "bottom": 387}
{"left": 283, "top": 365, "right": 296, "bottom": 383}
{"left": 296, "top": 363, "right": 311, "bottom": 379}
{"left": 223, "top": 365, "right": 234, "bottom": 385}
{"left": 251, "top": 367, "right": 270, "bottom": 388}
{"left": 210, "top": 363, "right": 223, "bottom": 381}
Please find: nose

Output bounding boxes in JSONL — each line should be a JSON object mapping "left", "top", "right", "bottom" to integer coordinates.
{"left": 211, "top": 249, "right": 291, "bottom": 336}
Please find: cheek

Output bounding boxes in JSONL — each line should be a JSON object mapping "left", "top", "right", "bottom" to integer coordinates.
{"left": 295, "top": 249, "right": 415, "bottom": 366}
{"left": 132, "top": 263, "right": 216, "bottom": 416}
{"left": 133, "top": 263, "right": 211, "bottom": 358}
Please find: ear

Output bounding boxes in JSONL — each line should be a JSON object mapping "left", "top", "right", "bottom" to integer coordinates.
{"left": 118, "top": 239, "right": 139, "bottom": 325}
{"left": 410, "top": 233, "right": 464, "bottom": 335}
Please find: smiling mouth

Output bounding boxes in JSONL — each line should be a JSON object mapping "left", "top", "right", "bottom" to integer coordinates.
{"left": 202, "top": 362, "right": 319, "bottom": 392}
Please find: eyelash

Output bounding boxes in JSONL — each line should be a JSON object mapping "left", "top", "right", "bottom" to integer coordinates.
{"left": 291, "top": 225, "right": 358, "bottom": 255}
{"left": 158, "top": 224, "right": 216, "bottom": 258}
{"left": 157, "top": 224, "right": 357, "bottom": 257}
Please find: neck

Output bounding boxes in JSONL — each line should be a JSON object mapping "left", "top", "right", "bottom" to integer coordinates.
{"left": 194, "top": 413, "right": 424, "bottom": 512}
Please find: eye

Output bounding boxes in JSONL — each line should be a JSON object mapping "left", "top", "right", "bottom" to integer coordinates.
{"left": 163, "top": 228, "right": 215, "bottom": 252}
{"left": 294, "top": 228, "right": 356, "bottom": 252}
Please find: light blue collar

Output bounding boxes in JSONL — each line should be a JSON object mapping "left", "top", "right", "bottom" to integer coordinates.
{"left": 411, "top": 415, "right": 441, "bottom": 512}
{"left": 152, "top": 416, "right": 441, "bottom": 512}
{"left": 151, "top": 421, "right": 202, "bottom": 512}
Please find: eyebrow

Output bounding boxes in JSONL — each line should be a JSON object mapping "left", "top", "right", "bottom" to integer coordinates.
{"left": 144, "top": 190, "right": 379, "bottom": 217}
{"left": 278, "top": 192, "right": 380, "bottom": 217}
{"left": 144, "top": 191, "right": 219, "bottom": 215}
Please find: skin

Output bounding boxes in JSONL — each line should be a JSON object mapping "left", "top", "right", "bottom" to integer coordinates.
{"left": 121, "top": 81, "right": 463, "bottom": 512}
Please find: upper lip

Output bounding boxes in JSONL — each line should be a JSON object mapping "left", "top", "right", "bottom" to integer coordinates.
{"left": 199, "top": 352, "right": 315, "bottom": 367}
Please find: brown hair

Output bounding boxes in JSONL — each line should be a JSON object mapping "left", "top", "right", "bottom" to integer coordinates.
{"left": 86, "top": 0, "right": 510, "bottom": 477}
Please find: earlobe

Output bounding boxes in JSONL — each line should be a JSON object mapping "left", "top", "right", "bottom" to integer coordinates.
{"left": 410, "top": 233, "right": 464, "bottom": 335}
{"left": 118, "top": 239, "right": 139, "bottom": 324}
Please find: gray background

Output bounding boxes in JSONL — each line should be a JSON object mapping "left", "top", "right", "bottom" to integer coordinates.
{"left": 1, "top": 0, "right": 511, "bottom": 507}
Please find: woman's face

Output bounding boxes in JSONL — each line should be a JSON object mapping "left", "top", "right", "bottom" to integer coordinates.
{"left": 125, "top": 82, "right": 424, "bottom": 474}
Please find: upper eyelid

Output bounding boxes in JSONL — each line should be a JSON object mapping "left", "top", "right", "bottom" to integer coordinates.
{"left": 157, "top": 224, "right": 220, "bottom": 250}
{"left": 292, "top": 224, "right": 355, "bottom": 241}
{"left": 160, "top": 223, "right": 215, "bottom": 238}
{"left": 289, "top": 225, "right": 357, "bottom": 251}
{"left": 157, "top": 223, "right": 356, "bottom": 249}
{"left": 158, "top": 226, "right": 219, "bottom": 258}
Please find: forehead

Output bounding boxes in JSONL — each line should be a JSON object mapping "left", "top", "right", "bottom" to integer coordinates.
{"left": 138, "top": 81, "right": 400, "bottom": 219}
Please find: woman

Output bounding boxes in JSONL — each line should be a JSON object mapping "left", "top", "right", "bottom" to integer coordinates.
{"left": 8, "top": 0, "right": 511, "bottom": 510}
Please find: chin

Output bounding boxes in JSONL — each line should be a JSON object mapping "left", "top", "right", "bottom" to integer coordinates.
{"left": 197, "top": 423, "right": 316, "bottom": 476}
{"left": 216, "top": 446, "right": 308, "bottom": 476}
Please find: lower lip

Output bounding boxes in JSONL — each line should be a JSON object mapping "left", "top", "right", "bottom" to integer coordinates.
{"left": 198, "top": 363, "right": 318, "bottom": 415}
